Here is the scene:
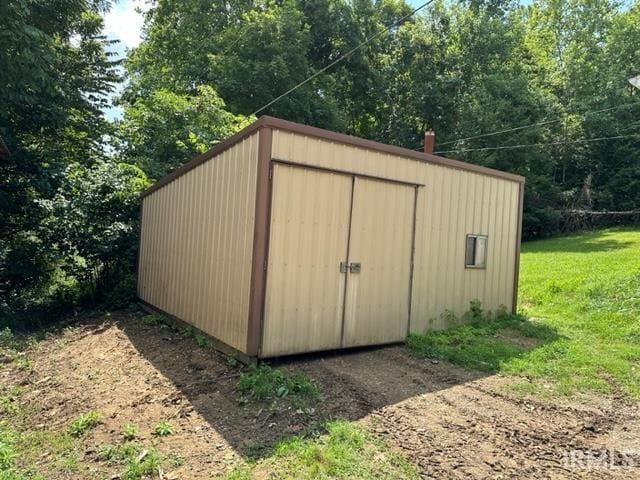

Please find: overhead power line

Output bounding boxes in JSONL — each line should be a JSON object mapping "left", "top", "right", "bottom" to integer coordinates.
{"left": 433, "top": 134, "right": 640, "bottom": 154}
{"left": 436, "top": 102, "right": 640, "bottom": 147}
{"left": 251, "top": 0, "right": 436, "bottom": 117}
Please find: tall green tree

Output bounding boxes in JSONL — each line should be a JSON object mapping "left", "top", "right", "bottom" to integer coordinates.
{"left": 121, "top": 0, "right": 639, "bottom": 240}
{"left": 0, "top": 0, "right": 146, "bottom": 326}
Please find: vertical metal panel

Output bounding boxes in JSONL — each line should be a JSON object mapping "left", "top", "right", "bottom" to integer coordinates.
{"left": 271, "top": 129, "right": 521, "bottom": 331}
{"left": 137, "top": 133, "right": 259, "bottom": 353}
{"left": 342, "top": 178, "right": 415, "bottom": 347}
{"left": 261, "top": 164, "right": 352, "bottom": 357}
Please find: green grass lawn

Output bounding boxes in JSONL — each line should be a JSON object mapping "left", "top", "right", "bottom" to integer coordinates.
{"left": 409, "top": 227, "right": 640, "bottom": 398}
{"left": 514, "top": 227, "right": 640, "bottom": 397}
{"left": 224, "top": 421, "right": 417, "bottom": 480}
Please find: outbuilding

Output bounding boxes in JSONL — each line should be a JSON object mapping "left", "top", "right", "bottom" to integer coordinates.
{"left": 137, "top": 116, "right": 524, "bottom": 360}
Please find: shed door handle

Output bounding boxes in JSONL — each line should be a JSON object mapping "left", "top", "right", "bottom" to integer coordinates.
{"left": 340, "top": 261, "right": 349, "bottom": 273}
{"left": 349, "top": 262, "right": 361, "bottom": 273}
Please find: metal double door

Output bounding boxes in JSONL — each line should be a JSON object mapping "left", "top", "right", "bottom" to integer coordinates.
{"left": 262, "top": 163, "right": 417, "bottom": 357}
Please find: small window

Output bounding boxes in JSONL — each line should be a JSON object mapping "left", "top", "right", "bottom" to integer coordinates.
{"left": 465, "top": 234, "right": 488, "bottom": 269}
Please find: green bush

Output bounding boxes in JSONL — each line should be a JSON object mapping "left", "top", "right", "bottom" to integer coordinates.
{"left": 103, "top": 273, "right": 138, "bottom": 309}
{"left": 1, "top": 161, "right": 149, "bottom": 330}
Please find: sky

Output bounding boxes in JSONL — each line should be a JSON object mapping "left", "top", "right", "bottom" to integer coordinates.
{"left": 102, "top": 0, "right": 148, "bottom": 121}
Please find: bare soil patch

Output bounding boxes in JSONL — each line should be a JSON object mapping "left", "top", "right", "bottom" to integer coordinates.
{"left": 2, "top": 310, "right": 639, "bottom": 479}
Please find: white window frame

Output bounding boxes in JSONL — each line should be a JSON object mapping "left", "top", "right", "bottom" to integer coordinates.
{"left": 465, "top": 234, "right": 488, "bottom": 269}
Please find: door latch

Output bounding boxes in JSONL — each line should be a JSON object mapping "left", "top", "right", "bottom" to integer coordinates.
{"left": 340, "top": 261, "right": 349, "bottom": 273}
{"left": 349, "top": 262, "right": 361, "bottom": 273}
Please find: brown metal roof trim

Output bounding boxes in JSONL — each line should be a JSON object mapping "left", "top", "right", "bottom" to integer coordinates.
{"left": 141, "top": 115, "right": 525, "bottom": 199}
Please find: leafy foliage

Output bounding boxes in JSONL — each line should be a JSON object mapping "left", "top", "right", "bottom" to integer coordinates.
{"left": 0, "top": 0, "right": 147, "bottom": 328}
{"left": 117, "top": 86, "right": 250, "bottom": 179}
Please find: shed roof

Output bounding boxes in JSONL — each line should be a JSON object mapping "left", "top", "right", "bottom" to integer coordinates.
{"left": 142, "top": 115, "right": 525, "bottom": 198}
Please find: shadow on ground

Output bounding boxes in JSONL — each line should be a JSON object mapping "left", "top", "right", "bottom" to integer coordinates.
{"left": 523, "top": 229, "right": 635, "bottom": 253}
{"left": 114, "top": 311, "right": 558, "bottom": 460}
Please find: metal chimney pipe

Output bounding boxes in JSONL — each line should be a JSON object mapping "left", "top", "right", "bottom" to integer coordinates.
{"left": 424, "top": 129, "right": 435, "bottom": 154}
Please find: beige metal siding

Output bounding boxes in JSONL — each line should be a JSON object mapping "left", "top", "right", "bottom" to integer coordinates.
{"left": 138, "top": 133, "right": 259, "bottom": 352}
{"left": 342, "top": 178, "right": 415, "bottom": 346}
{"left": 262, "top": 164, "right": 352, "bottom": 357}
{"left": 271, "top": 129, "right": 520, "bottom": 332}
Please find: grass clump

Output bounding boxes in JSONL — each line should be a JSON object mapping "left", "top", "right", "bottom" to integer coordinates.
{"left": 122, "top": 423, "right": 138, "bottom": 441}
{"left": 98, "top": 442, "right": 161, "bottom": 480}
{"left": 153, "top": 421, "right": 173, "bottom": 437}
{"left": 68, "top": 411, "right": 101, "bottom": 437}
{"left": 238, "top": 364, "right": 319, "bottom": 407}
{"left": 0, "top": 387, "right": 23, "bottom": 417}
{"left": 224, "top": 420, "right": 417, "bottom": 480}
{"left": 0, "top": 423, "right": 46, "bottom": 479}
{"left": 121, "top": 449, "right": 161, "bottom": 480}
{"left": 141, "top": 314, "right": 166, "bottom": 326}
{"left": 408, "top": 302, "right": 557, "bottom": 372}
{"left": 98, "top": 442, "right": 141, "bottom": 465}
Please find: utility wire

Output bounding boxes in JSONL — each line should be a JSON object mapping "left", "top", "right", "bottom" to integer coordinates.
{"left": 434, "top": 134, "right": 640, "bottom": 154}
{"left": 250, "top": 0, "right": 436, "bottom": 117}
{"left": 436, "top": 102, "right": 640, "bottom": 147}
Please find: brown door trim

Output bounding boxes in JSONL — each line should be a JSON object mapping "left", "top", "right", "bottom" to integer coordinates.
{"left": 406, "top": 185, "right": 419, "bottom": 335}
{"left": 339, "top": 176, "right": 356, "bottom": 348}
{"left": 342, "top": 176, "right": 418, "bottom": 345}
{"left": 272, "top": 158, "right": 425, "bottom": 187}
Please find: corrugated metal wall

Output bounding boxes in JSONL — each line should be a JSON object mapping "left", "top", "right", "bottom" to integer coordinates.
{"left": 138, "top": 133, "right": 259, "bottom": 352}
{"left": 262, "top": 165, "right": 352, "bottom": 356}
{"left": 342, "top": 177, "right": 415, "bottom": 347}
{"left": 271, "top": 129, "right": 520, "bottom": 332}
{"left": 262, "top": 166, "right": 417, "bottom": 356}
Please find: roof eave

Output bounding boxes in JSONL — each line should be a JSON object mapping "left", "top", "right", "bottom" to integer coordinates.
{"left": 141, "top": 115, "right": 525, "bottom": 199}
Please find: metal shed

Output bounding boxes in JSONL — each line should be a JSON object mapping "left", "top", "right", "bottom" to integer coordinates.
{"left": 137, "top": 116, "right": 525, "bottom": 359}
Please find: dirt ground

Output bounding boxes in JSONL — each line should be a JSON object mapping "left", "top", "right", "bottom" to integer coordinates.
{"left": 3, "top": 310, "right": 639, "bottom": 479}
